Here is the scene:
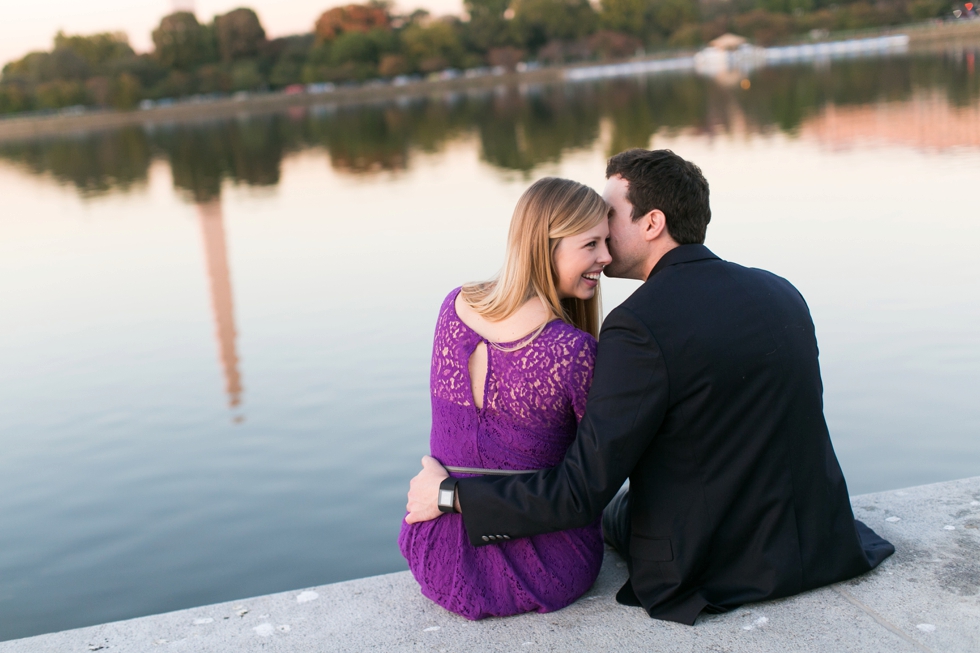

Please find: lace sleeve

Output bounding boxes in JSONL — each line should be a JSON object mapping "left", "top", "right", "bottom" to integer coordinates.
{"left": 565, "top": 334, "right": 596, "bottom": 424}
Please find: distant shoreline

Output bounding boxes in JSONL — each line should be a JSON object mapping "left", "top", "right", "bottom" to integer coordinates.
{"left": 1, "top": 20, "right": 977, "bottom": 145}
{"left": 0, "top": 66, "right": 569, "bottom": 144}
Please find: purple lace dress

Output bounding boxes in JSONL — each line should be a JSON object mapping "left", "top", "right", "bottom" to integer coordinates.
{"left": 398, "top": 288, "right": 603, "bottom": 620}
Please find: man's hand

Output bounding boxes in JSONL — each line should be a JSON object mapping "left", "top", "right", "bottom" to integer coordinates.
{"left": 405, "top": 455, "right": 451, "bottom": 524}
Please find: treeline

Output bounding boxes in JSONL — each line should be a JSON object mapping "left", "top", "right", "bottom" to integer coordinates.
{"left": 3, "top": 55, "right": 976, "bottom": 198}
{"left": 0, "top": 0, "right": 955, "bottom": 115}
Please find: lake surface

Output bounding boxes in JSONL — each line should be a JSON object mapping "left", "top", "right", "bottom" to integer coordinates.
{"left": 1, "top": 52, "right": 979, "bottom": 641}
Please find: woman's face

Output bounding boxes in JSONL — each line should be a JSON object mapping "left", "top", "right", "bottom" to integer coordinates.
{"left": 553, "top": 219, "right": 612, "bottom": 300}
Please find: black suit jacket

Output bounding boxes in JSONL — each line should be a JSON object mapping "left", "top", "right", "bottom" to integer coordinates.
{"left": 457, "top": 245, "right": 894, "bottom": 625}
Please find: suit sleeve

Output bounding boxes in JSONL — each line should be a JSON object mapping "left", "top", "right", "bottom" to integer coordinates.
{"left": 457, "top": 305, "right": 669, "bottom": 547}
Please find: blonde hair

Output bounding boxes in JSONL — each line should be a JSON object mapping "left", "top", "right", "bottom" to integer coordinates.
{"left": 461, "top": 177, "right": 608, "bottom": 343}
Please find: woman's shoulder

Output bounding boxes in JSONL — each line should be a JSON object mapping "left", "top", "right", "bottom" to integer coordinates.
{"left": 436, "top": 286, "right": 464, "bottom": 316}
{"left": 445, "top": 286, "right": 464, "bottom": 304}
{"left": 432, "top": 287, "right": 465, "bottom": 339}
{"left": 543, "top": 320, "right": 596, "bottom": 357}
{"left": 537, "top": 322, "right": 596, "bottom": 396}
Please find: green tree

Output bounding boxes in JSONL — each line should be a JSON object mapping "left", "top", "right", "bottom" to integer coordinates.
{"left": 330, "top": 32, "right": 377, "bottom": 64}
{"left": 48, "top": 48, "right": 91, "bottom": 81}
{"left": 301, "top": 42, "right": 334, "bottom": 82}
{"left": 152, "top": 12, "right": 216, "bottom": 70}
{"left": 53, "top": 31, "right": 135, "bottom": 69}
{"left": 110, "top": 73, "right": 141, "bottom": 108}
{"left": 512, "top": 0, "right": 598, "bottom": 51}
{"left": 402, "top": 21, "right": 465, "bottom": 72}
{"left": 3, "top": 50, "right": 88, "bottom": 85}
{"left": 330, "top": 29, "right": 397, "bottom": 65}
{"left": 378, "top": 54, "right": 409, "bottom": 76}
{"left": 266, "top": 35, "right": 314, "bottom": 87}
{"left": 196, "top": 64, "right": 233, "bottom": 94}
{"left": 299, "top": 28, "right": 396, "bottom": 82}
{"left": 153, "top": 70, "right": 193, "bottom": 98}
{"left": 463, "top": 0, "right": 516, "bottom": 51}
{"left": 599, "top": 0, "right": 652, "bottom": 39}
{"left": 1, "top": 52, "right": 48, "bottom": 86}
{"left": 649, "top": 0, "right": 699, "bottom": 38}
{"left": 231, "top": 60, "right": 263, "bottom": 90}
{"left": 909, "top": 0, "right": 947, "bottom": 19}
{"left": 214, "top": 8, "right": 266, "bottom": 62}
{"left": 34, "top": 80, "right": 86, "bottom": 108}
{"left": 0, "top": 85, "right": 29, "bottom": 114}
{"left": 118, "top": 54, "right": 168, "bottom": 95}
{"left": 757, "top": 0, "right": 813, "bottom": 14}
{"left": 731, "top": 9, "right": 792, "bottom": 44}
{"left": 84, "top": 76, "right": 111, "bottom": 105}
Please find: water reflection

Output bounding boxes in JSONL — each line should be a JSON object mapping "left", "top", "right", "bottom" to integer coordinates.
{"left": 803, "top": 92, "right": 980, "bottom": 150}
{"left": 196, "top": 199, "right": 244, "bottom": 412}
{"left": 1, "top": 53, "right": 977, "bottom": 199}
{"left": 0, "top": 127, "right": 151, "bottom": 194}
{"left": 158, "top": 120, "right": 285, "bottom": 202}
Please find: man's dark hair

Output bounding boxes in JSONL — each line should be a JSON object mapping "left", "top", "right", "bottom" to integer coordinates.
{"left": 605, "top": 149, "right": 711, "bottom": 244}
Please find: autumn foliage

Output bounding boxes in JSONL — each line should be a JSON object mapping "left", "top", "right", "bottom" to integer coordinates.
{"left": 314, "top": 4, "right": 392, "bottom": 41}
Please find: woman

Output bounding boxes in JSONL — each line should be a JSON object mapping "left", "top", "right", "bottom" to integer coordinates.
{"left": 398, "top": 177, "right": 612, "bottom": 619}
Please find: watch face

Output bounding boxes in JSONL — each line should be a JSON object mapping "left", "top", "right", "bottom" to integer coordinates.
{"left": 439, "top": 489, "right": 454, "bottom": 507}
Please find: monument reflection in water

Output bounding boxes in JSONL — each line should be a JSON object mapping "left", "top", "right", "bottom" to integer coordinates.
{"left": 0, "top": 51, "right": 977, "bottom": 642}
{"left": 196, "top": 199, "right": 243, "bottom": 414}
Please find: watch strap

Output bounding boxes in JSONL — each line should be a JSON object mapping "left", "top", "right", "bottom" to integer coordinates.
{"left": 438, "top": 477, "right": 458, "bottom": 514}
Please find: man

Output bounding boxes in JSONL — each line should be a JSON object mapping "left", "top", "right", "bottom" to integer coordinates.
{"left": 406, "top": 149, "right": 894, "bottom": 625}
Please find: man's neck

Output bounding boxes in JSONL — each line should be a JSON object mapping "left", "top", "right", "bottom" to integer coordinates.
{"left": 641, "top": 240, "right": 681, "bottom": 280}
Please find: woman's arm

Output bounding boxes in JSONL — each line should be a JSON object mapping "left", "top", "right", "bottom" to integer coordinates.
{"left": 565, "top": 334, "right": 597, "bottom": 425}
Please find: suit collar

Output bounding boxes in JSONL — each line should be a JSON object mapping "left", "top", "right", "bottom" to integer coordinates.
{"left": 647, "top": 244, "right": 719, "bottom": 280}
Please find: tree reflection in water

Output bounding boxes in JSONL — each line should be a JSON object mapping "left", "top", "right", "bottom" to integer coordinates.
{"left": 158, "top": 118, "right": 287, "bottom": 203}
{"left": 0, "top": 126, "right": 152, "bottom": 195}
{"left": 1, "top": 53, "right": 977, "bottom": 198}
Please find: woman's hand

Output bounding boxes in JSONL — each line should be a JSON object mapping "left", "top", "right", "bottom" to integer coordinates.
{"left": 405, "top": 455, "right": 451, "bottom": 523}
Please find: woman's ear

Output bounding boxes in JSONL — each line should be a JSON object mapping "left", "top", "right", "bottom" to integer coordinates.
{"left": 641, "top": 209, "right": 668, "bottom": 242}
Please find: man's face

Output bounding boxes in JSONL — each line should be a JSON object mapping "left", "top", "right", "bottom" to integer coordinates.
{"left": 601, "top": 175, "right": 647, "bottom": 280}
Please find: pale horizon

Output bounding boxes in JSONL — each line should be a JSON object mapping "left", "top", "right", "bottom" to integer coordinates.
{"left": 1, "top": 0, "right": 466, "bottom": 67}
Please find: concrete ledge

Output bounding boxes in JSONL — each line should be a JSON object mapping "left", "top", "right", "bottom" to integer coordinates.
{"left": 2, "top": 477, "right": 978, "bottom": 652}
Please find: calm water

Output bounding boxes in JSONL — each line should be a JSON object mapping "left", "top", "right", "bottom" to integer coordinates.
{"left": 1, "top": 53, "right": 979, "bottom": 641}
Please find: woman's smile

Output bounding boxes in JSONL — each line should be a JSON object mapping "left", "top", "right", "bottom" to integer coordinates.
{"left": 581, "top": 269, "right": 602, "bottom": 287}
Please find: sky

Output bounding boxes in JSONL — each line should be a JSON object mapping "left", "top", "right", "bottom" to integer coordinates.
{"left": 1, "top": 0, "right": 465, "bottom": 66}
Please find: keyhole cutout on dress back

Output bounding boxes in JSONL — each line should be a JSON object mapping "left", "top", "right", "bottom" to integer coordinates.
{"left": 468, "top": 341, "right": 488, "bottom": 410}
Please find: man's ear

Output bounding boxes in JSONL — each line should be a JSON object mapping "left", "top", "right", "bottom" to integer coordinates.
{"left": 640, "top": 209, "right": 668, "bottom": 242}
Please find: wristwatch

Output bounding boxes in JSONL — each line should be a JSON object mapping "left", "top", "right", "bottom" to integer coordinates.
{"left": 438, "top": 478, "right": 458, "bottom": 514}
